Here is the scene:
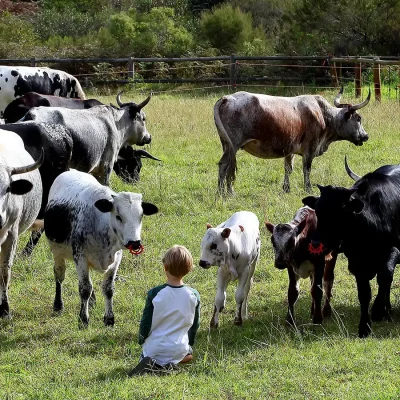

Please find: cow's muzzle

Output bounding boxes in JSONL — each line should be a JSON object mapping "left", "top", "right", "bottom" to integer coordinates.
{"left": 355, "top": 134, "right": 368, "bottom": 146}
{"left": 138, "top": 136, "right": 152, "bottom": 146}
{"left": 199, "top": 260, "right": 211, "bottom": 269}
{"left": 125, "top": 240, "right": 144, "bottom": 255}
{"left": 274, "top": 261, "right": 287, "bottom": 270}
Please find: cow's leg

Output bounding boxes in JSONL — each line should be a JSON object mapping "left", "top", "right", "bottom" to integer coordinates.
{"left": 371, "top": 249, "right": 399, "bottom": 322}
{"left": 283, "top": 154, "right": 294, "bottom": 193}
{"left": 302, "top": 154, "right": 314, "bottom": 193}
{"left": 234, "top": 266, "right": 252, "bottom": 326}
{"left": 102, "top": 250, "right": 122, "bottom": 327}
{"left": 240, "top": 255, "right": 258, "bottom": 321}
{"left": 53, "top": 253, "right": 67, "bottom": 312}
{"left": 355, "top": 274, "right": 372, "bottom": 338}
{"left": 22, "top": 228, "right": 44, "bottom": 257}
{"left": 218, "top": 147, "right": 237, "bottom": 196}
{"left": 286, "top": 266, "right": 301, "bottom": 326}
{"left": 311, "top": 261, "right": 324, "bottom": 324}
{"left": 211, "top": 267, "right": 231, "bottom": 328}
{"left": 0, "top": 233, "right": 17, "bottom": 318}
{"left": 74, "top": 256, "right": 92, "bottom": 328}
{"left": 322, "top": 252, "right": 337, "bottom": 318}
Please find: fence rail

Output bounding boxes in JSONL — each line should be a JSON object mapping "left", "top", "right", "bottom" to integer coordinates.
{"left": 2, "top": 55, "right": 400, "bottom": 100}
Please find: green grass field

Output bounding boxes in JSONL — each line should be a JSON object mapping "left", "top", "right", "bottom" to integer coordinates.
{"left": 1, "top": 88, "right": 400, "bottom": 399}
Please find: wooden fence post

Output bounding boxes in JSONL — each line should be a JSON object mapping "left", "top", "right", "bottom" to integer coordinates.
{"left": 355, "top": 62, "right": 362, "bottom": 98}
{"left": 331, "top": 62, "right": 339, "bottom": 87}
{"left": 230, "top": 54, "right": 236, "bottom": 89}
{"left": 373, "top": 58, "right": 381, "bottom": 102}
{"left": 30, "top": 57, "right": 36, "bottom": 67}
{"left": 128, "top": 57, "right": 134, "bottom": 80}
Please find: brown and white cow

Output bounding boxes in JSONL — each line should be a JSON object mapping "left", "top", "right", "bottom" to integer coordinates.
{"left": 215, "top": 88, "right": 370, "bottom": 195}
{"left": 265, "top": 206, "right": 337, "bottom": 325}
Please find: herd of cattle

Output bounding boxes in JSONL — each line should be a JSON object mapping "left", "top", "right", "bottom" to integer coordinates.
{"left": 0, "top": 65, "right": 398, "bottom": 339}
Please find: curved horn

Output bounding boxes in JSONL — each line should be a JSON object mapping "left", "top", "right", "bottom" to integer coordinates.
{"left": 11, "top": 148, "right": 44, "bottom": 176}
{"left": 116, "top": 91, "right": 124, "bottom": 107}
{"left": 344, "top": 155, "right": 361, "bottom": 181}
{"left": 333, "top": 86, "right": 345, "bottom": 107}
{"left": 350, "top": 88, "right": 371, "bottom": 111}
{"left": 137, "top": 94, "right": 151, "bottom": 110}
{"left": 134, "top": 149, "right": 162, "bottom": 161}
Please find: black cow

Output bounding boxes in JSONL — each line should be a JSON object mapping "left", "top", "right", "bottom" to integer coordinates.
{"left": 3, "top": 92, "right": 103, "bottom": 123}
{"left": 114, "top": 146, "right": 161, "bottom": 183}
{"left": 302, "top": 158, "right": 400, "bottom": 337}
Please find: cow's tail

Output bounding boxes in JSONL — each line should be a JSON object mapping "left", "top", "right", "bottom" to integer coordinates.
{"left": 214, "top": 97, "right": 237, "bottom": 189}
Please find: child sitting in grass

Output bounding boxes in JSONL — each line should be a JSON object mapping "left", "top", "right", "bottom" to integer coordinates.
{"left": 128, "top": 245, "right": 200, "bottom": 376}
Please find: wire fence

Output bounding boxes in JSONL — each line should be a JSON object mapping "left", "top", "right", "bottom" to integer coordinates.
{"left": 2, "top": 55, "right": 400, "bottom": 100}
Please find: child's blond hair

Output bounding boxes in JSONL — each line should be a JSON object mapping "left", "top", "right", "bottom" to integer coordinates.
{"left": 162, "top": 245, "right": 193, "bottom": 278}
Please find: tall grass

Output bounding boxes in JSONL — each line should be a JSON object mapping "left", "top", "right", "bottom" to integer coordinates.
{"left": 1, "top": 88, "right": 400, "bottom": 399}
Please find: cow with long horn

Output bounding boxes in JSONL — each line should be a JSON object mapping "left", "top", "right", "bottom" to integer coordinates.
{"left": 215, "top": 87, "right": 371, "bottom": 195}
{"left": 303, "top": 157, "right": 400, "bottom": 337}
{"left": 0, "top": 129, "right": 43, "bottom": 318}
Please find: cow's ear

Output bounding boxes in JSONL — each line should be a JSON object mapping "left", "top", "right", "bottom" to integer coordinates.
{"left": 221, "top": 228, "right": 231, "bottom": 239}
{"left": 302, "top": 196, "right": 319, "bottom": 209}
{"left": 206, "top": 223, "right": 212, "bottom": 230}
{"left": 296, "top": 218, "right": 307, "bottom": 235}
{"left": 142, "top": 202, "right": 158, "bottom": 215}
{"left": 265, "top": 221, "right": 274, "bottom": 233}
{"left": 238, "top": 225, "right": 244, "bottom": 232}
{"left": 8, "top": 179, "right": 33, "bottom": 195}
{"left": 95, "top": 199, "right": 113, "bottom": 213}
{"left": 347, "top": 198, "right": 364, "bottom": 214}
{"left": 344, "top": 111, "right": 352, "bottom": 120}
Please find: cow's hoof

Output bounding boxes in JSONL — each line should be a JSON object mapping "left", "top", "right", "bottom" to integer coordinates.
{"left": 53, "top": 300, "right": 64, "bottom": 313}
{"left": 371, "top": 305, "right": 384, "bottom": 322}
{"left": 0, "top": 303, "right": 10, "bottom": 319}
{"left": 312, "top": 315, "right": 323, "bottom": 325}
{"left": 282, "top": 184, "right": 290, "bottom": 193}
{"left": 233, "top": 318, "right": 242, "bottom": 326}
{"left": 209, "top": 320, "right": 218, "bottom": 329}
{"left": 358, "top": 323, "right": 371, "bottom": 338}
{"left": 322, "top": 305, "right": 332, "bottom": 318}
{"left": 78, "top": 317, "right": 89, "bottom": 330}
{"left": 104, "top": 315, "right": 115, "bottom": 327}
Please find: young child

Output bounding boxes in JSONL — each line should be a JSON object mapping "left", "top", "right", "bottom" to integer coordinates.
{"left": 128, "top": 245, "right": 200, "bottom": 376}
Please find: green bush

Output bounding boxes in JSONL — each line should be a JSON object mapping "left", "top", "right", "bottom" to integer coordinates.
{"left": 199, "top": 4, "right": 267, "bottom": 54}
{"left": 0, "top": 12, "right": 38, "bottom": 58}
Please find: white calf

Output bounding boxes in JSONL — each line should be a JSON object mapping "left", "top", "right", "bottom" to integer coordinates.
{"left": 199, "top": 211, "right": 260, "bottom": 327}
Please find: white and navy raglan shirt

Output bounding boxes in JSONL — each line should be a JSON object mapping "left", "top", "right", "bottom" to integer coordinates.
{"left": 139, "top": 284, "right": 200, "bottom": 366}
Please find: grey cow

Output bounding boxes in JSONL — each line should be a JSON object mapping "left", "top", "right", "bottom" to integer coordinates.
{"left": 44, "top": 169, "right": 158, "bottom": 327}
{"left": 215, "top": 88, "right": 371, "bottom": 195}
{"left": 22, "top": 92, "right": 152, "bottom": 186}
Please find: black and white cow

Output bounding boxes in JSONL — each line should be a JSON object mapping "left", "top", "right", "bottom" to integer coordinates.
{"left": 44, "top": 169, "right": 158, "bottom": 327}
{"left": 0, "top": 66, "right": 86, "bottom": 118}
{"left": 199, "top": 211, "right": 260, "bottom": 328}
{"left": 303, "top": 158, "right": 400, "bottom": 337}
{"left": 266, "top": 206, "right": 337, "bottom": 325}
{"left": 0, "top": 130, "right": 43, "bottom": 317}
